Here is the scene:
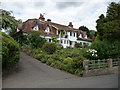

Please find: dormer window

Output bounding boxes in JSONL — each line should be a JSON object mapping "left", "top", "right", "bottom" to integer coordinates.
{"left": 33, "top": 25, "right": 39, "bottom": 31}
{"left": 45, "top": 26, "right": 50, "bottom": 33}
{"left": 85, "top": 35, "right": 87, "bottom": 39}
{"left": 79, "top": 33, "right": 82, "bottom": 38}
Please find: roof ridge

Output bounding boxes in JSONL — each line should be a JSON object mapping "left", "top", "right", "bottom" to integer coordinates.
{"left": 51, "top": 22, "right": 79, "bottom": 30}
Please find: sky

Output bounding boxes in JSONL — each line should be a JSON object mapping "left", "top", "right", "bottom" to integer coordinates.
{"left": 1, "top": 0, "right": 119, "bottom": 30}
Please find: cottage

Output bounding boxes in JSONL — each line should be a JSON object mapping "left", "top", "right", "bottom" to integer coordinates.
{"left": 18, "top": 14, "right": 92, "bottom": 48}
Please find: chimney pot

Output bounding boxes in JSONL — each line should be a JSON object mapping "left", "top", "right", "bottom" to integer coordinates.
{"left": 68, "top": 22, "right": 73, "bottom": 27}
{"left": 47, "top": 19, "right": 51, "bottom": 22}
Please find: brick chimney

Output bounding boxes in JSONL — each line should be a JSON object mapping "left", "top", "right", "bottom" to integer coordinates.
{"left": 39, "top": 13, "right": 45, "bottom": 21}
{"left": 68, "top": 22, "right": 73, "bottom": 27}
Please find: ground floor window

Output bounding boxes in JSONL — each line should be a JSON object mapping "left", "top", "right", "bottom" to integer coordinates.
{"left": 49, "top": 39, "right": 51, "bottom": 42}
{"left": 64, "top": 40, "right": 66, "bottom": 44}
{"left": 61, "top": 40, "right": 63, "bottom": 43}
{"left": 70, "top": 41, "right": 72, "bottom": 45}
{"left": 67, "top": 40, "right": 69, "bottom": 44}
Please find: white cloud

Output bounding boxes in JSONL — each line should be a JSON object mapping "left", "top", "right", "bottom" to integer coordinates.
{"left": 1, "top": 0, "right": 119, "bottom": 30}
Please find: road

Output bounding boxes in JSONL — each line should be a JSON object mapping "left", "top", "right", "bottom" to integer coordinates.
{"left": 3, "top": 52, "right": 118, "bottom": 88}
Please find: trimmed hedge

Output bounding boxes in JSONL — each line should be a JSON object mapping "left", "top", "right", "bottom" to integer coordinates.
{"left": 2, "top": 32, "right": 20, "bottom": 69}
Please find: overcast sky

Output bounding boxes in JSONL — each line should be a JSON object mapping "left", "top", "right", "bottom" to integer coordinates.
{"left": 1, "top": 0, "right": 119, "bottom": 30}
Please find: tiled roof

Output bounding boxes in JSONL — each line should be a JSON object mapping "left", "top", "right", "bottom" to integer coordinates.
{"left": 50, "top": 22, "right": 78, "bottom": 31}
{"left": 18, "top": 18, "right": 92, "bottom": 41}
{"left": 19, "top": 19, "right": 79, "bottom": 32}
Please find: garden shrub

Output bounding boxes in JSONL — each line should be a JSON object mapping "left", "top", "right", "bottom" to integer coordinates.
{"left": 43, "top": 42, "right": 56, "bottom": 54}
{"left": 67, "top": 69, "right": 76, "bottom": 74}
{"left": 2, "top": 32, "right": 20, "bottom": 69}
{"left": 46, "top": 58, "right": 54, "bottom": 65}
{"left": 34, "top": 54, "right": 45, "bottom": 60}
{"left": 63, "top": 57, "right": 74, "bottom": 71}
{"left": 75, "top": 69, "right": 83, "bottom": 76}
{"left": 31, "top": 48, "right": 42, "bottom": 54}
{"left": 63, "top": 57, "right": 73, "bottom": 65}
{"left": 91, "top": 38, "right": 120, "bottom": 59}
{"left": 56, "top": 44, "right": 63, "bottom": 50}
{"left": 27, "top": 31, "right": 46, "bottom": 48}
{"left": 52, "top": 61, "right": 62, "bottom": 69}
{"left": 72, "top": 58, "right": 84, "bottom": 69}
{"left": 52, "top": 54, "right": 63, "bottom": 61}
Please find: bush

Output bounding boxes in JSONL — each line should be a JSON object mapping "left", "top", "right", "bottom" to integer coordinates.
{"left": 46, "top": 58, "right": 54, "bottom": 65}
{"left": 63, "top": 57, "right": 74, "bottom": 70}
{"left": 52, "top": 54, "right": 63, "bottom": 61}
{"left": 2, "top": 32, "right": 20, "bottom": 69}
{"left": 56, "top": 44, "right": 63, "bottom": 50}
{"left": 73, "top": 58, "right": 84, "bottom": 69}
{"left": 34, "top": 54, "right": 45, "bottom": 60}
{"left": 75, "top": 69, "right": 83, "bottom": 76}
{"left": 91, "top": 37, "right": 120, "bottom": 59}
{"left": 63, "top": 57, "right": 73, "bottom": 65}
{"left": 27, "top": 31, "right": 46, "bottom": 48}
{"left": 43, "top": 42, "right": 56, "bottom": 54}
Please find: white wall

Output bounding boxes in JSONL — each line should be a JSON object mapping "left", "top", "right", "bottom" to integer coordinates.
{"left": 67, "top": 31, "right": 77, "bottom": 41}
{"left": 33, "top": 25, "right": 39, "bottom": 31}
{"left": 58, "top": 38, "right": 70, "bottom": 48}
{"left": 40, "top": 32, "right": 92, "bottom": 48}
{"left": 45, "top": 27, "right": 50, "bottom": 33}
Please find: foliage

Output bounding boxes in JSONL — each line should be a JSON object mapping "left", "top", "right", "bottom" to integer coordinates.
{"left": 91, "top": 36, "right": 120, "bottom": 59}
{"left": 2, "top": 32, "right": 20, "bottom": 69}
{"left": 43, "top": 42, "right": 57, "bottom": 54}
{"left": 56, "top": 44, "right": 63, "bottom": 50}
{"left": 51, "top": 36, "right": 58, "bottom": 43}
{"left": 58, "top": 28, "right": 66, "bottom": 35}
{"left": 1, "top": 9, "right": 21, "bottom": 35}
{"left": 79, "top": 25, "right": 89, "bottom": 31}
{"left": 63, "top": 57, "right": 73, "bottom": 65}
{"left": 96, "top": 2, "right": 120, "bottom": 41}
{"left": 79, "top": 25, "right": 90, "bottom": 37}
{"left": 93, "top": 2, "right": 120, "bottom": 59}
{"left": 83, "top": 48, "right": 98, "bottom": 60}
{"left": 12, "top": 30, "right": 28, "bottom": 45}
{"left": 27, "top": 31, "right": 46, "bottom": 48}
{"left": 89, "top": 30, "right": 97, "bottom": 39}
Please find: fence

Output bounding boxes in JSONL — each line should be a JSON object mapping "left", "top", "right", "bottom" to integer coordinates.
{"left": 83, "top": 58, "right": 119, "bottom": 70}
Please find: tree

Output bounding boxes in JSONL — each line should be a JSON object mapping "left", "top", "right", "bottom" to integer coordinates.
{"left": 96, "top": 2, "right": 120, "bottom": 41}
{"left": 91, "top": 2, "right": 120, "bottom": 59}
{"left": 1, "top": 9, "right": 21, "bottom": 35}
{"left": 79, "top": 25, "right": 89, "bottom": 31}
{"left": 89, "top": 30, "right": 97, "bottom": 39}
{"left": 79, "top": 25, "right": 90, "bottom": 37}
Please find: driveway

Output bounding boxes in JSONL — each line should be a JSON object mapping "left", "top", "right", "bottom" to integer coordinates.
{"left": 3, "top": 52, "right": 118, "bottom": 88}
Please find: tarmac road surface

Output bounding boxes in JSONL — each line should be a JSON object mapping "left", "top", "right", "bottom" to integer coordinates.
{"left": 2, "top": 52, "right": 118, "bottom": 88}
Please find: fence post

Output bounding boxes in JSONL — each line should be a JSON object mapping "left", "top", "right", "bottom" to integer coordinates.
{"left": 83, "top": 60, "right": 89, "bottom": 71}
{"left": 108, "top": 58, "right": 112, "bottom": 68}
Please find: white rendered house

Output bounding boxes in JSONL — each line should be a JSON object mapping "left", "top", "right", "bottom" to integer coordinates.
{"left": 18, "top": 14, "right": 92, "bottom": 48}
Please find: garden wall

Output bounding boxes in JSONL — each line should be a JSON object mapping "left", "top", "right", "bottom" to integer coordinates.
{"left": 83, "top": 66, "right": 118, "bottom": 77}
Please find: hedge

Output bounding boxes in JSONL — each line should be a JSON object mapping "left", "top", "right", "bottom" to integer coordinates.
{"left": 2, "top": 32, "right": 20, "bottom": 69}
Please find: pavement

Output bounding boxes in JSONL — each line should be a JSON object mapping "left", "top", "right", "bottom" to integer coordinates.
{"left": 2, "top": 52, "right": 118, "bottom": 88}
